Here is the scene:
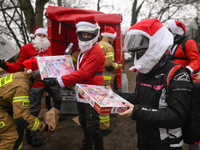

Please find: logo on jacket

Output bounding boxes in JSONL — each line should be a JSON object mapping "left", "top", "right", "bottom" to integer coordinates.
{"left": 174, "top": 72, "right": 190, "bottom": 82}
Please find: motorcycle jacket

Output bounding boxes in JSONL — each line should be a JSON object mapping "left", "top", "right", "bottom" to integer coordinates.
{"left": 115, "top": 60, "right": 193, "bottom": 148}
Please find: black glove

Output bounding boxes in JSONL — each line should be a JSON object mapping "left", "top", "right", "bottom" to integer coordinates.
{"left": 0, "top": 59, "right": 9, "bottom": 69}
{"left": 42, "top": 124, "right": 49, "bottom": 133}
{"left": 39, "top": 78, "right": 59, "bottom": 86}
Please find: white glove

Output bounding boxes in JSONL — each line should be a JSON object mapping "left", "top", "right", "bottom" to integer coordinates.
{"left": 129, "top": 65, "right": 142, "bottom": 72}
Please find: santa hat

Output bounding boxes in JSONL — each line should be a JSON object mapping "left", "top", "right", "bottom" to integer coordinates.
{"left": 166, "top": 19, "right": 186, "bottom": 35}
{"left": 101, "top": 26, "right": 117, "bottom": 39}
{"left": 75, "top": 15, "right": 100, "bottom": 32}
{"left": 125, "top": 18, "right": 173, "bottom": 74}
{"left": 29, "top": 26, "right": 47, "bottom": 39}
{"left": 23, "top": 57, "right": 39, "bottom": 75}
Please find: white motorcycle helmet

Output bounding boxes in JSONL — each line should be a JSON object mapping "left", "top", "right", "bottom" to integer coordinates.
{"left": 123, "top": 18, "right": 173, "bottom": 74}
{"left": 75, "top": 15, "right": 100, "bottom": 52}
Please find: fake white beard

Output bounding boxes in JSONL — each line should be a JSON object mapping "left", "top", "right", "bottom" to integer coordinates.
{"left": 32, "top": 36, "right": 50, "bottom": 53}
{"left": 78, "top": 41, "right": 93, "bottom": 53}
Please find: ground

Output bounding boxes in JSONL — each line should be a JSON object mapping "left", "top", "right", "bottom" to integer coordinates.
{"left": 22, "top": 62, "right": 196, "bottom": 150}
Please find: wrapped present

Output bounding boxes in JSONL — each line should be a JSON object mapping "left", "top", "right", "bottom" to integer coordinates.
{"left": 75, "top": 84, "right": 128, "bottom": 114}
{"left": 36, "top": 55, "right": 74, "bottom": 79}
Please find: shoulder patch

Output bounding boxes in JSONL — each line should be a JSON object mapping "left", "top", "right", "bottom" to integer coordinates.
{"left": 174, "top": 72, "right": 190, "bottom": 82}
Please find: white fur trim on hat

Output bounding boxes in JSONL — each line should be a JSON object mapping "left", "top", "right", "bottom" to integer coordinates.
{"left": 27, "top": 69, "right": 32, "bottom": 74}
{"left": 166, "top": 19, "right": 184, "bottom": 36}
{"left": 29, "top": 33, "right": 35, "bottom": 39}
{"left": 34, "top": 28, "right": 47, "bottom": 36}
{"left": 76, "top": 21, "right": 99, "bottom": 28}
{"left": 101, "top": 32, "right": 116, "bottom": 39}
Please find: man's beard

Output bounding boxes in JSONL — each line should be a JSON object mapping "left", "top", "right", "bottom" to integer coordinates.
{"left": 32, "top": 36, "right": 50, "bottom": 53}
{"left": 78, "top": 41, "right": 93, "bottom": 53}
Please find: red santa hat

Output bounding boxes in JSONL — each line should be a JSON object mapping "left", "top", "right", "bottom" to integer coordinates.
{"left": 75, "top": 15, "right": 100, "bottom": 32}
{"left": 29, "top": 26, "right": 47, "bottom": 39}
{"left": 23, "top": 57, "right": 39, "bottom": 75}
{"left": 166, "top": 19, "right": 186, "bottom": 35}
{"left": 101, "top": 26, "right": 117, "bottom": 39}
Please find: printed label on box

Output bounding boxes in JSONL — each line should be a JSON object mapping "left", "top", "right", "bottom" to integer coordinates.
{"left": 75, "top": 84, "right": 128, "bottom": 114}
{"left": 36, "top": 55, "right": 74, "bottom": 79}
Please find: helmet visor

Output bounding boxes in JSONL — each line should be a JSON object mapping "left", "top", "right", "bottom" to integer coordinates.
{"left": 77, "top": 29, "right": 98, "bottom": 42}
{"left": 123, "top": 34, "right": 149, "bottom": 52}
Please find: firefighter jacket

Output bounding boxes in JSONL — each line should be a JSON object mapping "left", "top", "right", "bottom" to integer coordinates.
{"left": 0, "top": 71, "right": 46, "bottom": 133}
{"left": 170, "top": 37, "right": 200, "bottom": 74}
{"left": 4, "top": 43, "right": 52, "bottom": 88}
{"left": 71, "top": 50, "right": 80, "bottom": 69}
{"left": 115, "top": 60, "right": 193, "bottom": 148}
{"left": 57, "top": 43, "right": 105, "bottom": 103}
{"left": 99, "top": 37, "right": 119, "bottom": 85}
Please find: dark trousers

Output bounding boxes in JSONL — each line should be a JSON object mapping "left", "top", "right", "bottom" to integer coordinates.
{"left": 77, "top": 102, "right": 104, "bottom": 150}
{"left": 29, "top": 85, "right": 62, "bottom": 117}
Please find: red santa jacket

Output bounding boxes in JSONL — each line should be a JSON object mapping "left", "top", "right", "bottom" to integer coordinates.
{"left": 5, "top": 43, "right": 52, "bottom": 87}
{"left": 57, "top": 43, "right": 105, "bottom": 103}
{"left": 172, "top": 39, "right": 200, "bottom": 74}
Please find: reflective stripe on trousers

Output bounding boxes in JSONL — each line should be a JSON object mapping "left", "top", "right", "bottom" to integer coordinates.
{"left": 99, "top": 114, "right": 110, "bottom": 122}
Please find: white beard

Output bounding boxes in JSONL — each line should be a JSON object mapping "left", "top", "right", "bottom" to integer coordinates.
{"left": 78, "top": 41, "right": 93, "bottom": 53}
{"left": 32, "top": 36, "right": 50, "bottom": 53}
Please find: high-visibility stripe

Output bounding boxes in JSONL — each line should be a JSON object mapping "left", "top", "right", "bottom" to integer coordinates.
{"left": 100, "top": 45, "right": 104, "bottom": 49}
{"left": 103, "top": 76, "right": 111, "bottom": 80}
{"left": 0, "top": 74, "right": 13, "bottom": 87}
{"left": 71, "top": 56, "right": 77, "bottom": 63}
{"left": 0, "top": 121, "right": 5, "bottom": 128}
{"left": 13, "top": 96, "right": 29, "bottom": 102}
{"left": 31, "top": 118, "right": 40, "bottom": 131}
{"left": 114, "top": 63, "right": 119, "bottom": 70}
{"left": 105, "top": 52, "right": 115, "bottom": 61}
{"left": 99, "top": 115, "right": 110, "bottom": 122}
{"left": 13, "top": 96, "right": 29, "bottom": 106}
{"left": 17, "top": 142, "right": 23, "bottom": 150}
{"left": 105, "top": 52, "right": 114, "bottom": 57}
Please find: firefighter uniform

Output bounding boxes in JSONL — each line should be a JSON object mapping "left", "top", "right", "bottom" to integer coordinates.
{"left": 99, "top": 36, "right": 120, "bottom": 132}
{"left": 0, "top": 71, "right": 47, "bottom": 150}
{"left": 71, "top": 49, "right": 80, "bottom": 69}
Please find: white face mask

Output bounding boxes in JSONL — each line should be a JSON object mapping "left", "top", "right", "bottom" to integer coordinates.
{"left": 32, "top": 36, "right": 50, "bottom": 53}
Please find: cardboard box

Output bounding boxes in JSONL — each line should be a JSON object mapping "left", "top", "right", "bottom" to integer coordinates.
{"left": 75, "top": 84, "right": 128, "bottom": 114}
{"left": 36, "top": 55, "right": 74, "bottom": 79}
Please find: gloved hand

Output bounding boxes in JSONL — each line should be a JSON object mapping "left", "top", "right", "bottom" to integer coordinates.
{"left": 118, "top": 64, "right": 123, "bottom": 67}
{"left": 39, "top": 78, "right": 59, "bottom": 86}
{"left": 0, "top": 59, "right": 9, "bottom": 69}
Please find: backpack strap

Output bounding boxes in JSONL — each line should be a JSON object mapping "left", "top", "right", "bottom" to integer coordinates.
{"left": 166, "top": 65, "right": 182, "bottom": 87}
{"left": 171, "top": 37, "right": 189, "bottom": 61}
{"left": 181, "top": 37, "right": 189, "bottom": 60}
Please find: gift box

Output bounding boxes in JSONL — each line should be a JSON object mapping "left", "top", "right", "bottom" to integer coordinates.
{"left": 75, "top": 84, "right": 128, "bottom": 114}
{"left": 36, "top": 55, "right": 74, "bottom": 79}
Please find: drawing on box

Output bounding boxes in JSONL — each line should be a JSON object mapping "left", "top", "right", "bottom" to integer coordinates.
{"left": 81, "top": 85, "right": 126, "bottom": 107}
{"left": 37, "top": 55, "right": 74, "bottom": 79}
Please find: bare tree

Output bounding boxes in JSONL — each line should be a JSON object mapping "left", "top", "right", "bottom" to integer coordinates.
{"left": 131, "top": 0, "right": 145, "bottom": 26}
{"left": 0, "top": 0, "right": 49, "bottom": 50}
